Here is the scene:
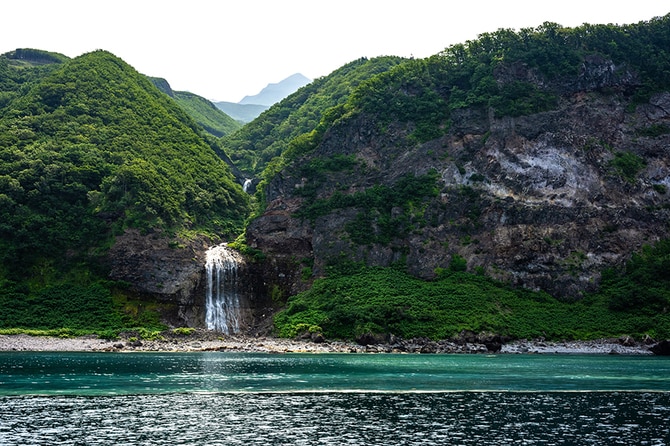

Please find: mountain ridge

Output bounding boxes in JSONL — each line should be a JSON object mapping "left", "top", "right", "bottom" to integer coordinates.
{"left": 149, "top": 77, "right": 242, "bottom": 137}
{"left": 239, "top": 73, "right": 311, "bottom": 106}
{"left": 214, "top": 73, "right": 312, "bottom": 123}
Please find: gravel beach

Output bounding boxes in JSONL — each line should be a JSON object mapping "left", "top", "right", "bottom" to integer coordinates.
{"left": 0, "top": 332, "right": 655, "bottom": 354}
{"left": 0, "top": 333, "right": 359, "bottom": 354}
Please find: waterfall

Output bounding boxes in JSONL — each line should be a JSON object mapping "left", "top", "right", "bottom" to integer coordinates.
{"left": 205, "top": 244, "right": 242, "bottom": 334}
{"left": 242, "top": 179, "right": 252, "bottom": 193}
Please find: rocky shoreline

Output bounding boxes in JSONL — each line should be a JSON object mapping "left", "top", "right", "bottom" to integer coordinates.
{"left": 0, "top": 330, "right": 662, "bottom": 355}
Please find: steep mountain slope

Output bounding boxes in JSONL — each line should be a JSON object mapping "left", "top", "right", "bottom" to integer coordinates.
{"left": 0, "top": 50, "right": 250, "bottom": 330}
{"left": 150, "top": 77, "right": 242, "bottom": 137}
{"left": 245, "top": 15, "right": 670, "bottom": 336}
{"left": 221, "top": 57, "right": 406, "bottom": 177}
{"left": 0, "top": 49, "right": 67, "bottom": 109}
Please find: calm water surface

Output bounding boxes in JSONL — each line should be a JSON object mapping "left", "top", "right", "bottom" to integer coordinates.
{"left": 1, "top": 352, "right": 669, "bottom": 445}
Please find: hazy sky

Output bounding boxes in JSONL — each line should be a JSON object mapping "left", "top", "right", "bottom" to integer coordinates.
{"left": 1, "top": 1, "right": 668, "bottom": 102}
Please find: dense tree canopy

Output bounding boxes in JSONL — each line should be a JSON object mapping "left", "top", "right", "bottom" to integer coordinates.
{"left": 347, "top": 14, "right": 670, "bottom": 141}
{"left": 0, "top": 50, "right": 249, "bottom": 279}
{"left": 173, "top": 90, "right": 242, "bottom": 137}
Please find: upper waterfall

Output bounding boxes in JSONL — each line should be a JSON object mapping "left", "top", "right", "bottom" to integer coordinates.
{"left": 205, "top": 244, "right": 243, "bottom": 334}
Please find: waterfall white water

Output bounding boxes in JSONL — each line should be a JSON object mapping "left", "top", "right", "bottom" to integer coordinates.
{"left": 205, "top": 244, "right": 242, "bottom": 334}
{"left": 242, "top": 179, "right": 252, "bottom": 193}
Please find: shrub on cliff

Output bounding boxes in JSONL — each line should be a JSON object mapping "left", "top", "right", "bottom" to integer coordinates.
{"left": 274, "top": 264, "right": 670, "bottom": 341}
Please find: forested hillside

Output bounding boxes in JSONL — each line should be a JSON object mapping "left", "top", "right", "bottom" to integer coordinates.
{"left": 0, "top": 50, "right": 249, "bottom": 334}
{"left": 0, "top": 49, "right": 67, "bottom": 107}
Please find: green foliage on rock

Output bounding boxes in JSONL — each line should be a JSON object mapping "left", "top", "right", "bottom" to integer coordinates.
{"left": 295, "top": 170, "right": 439, "bottom": 245}
{"left": 602, "top": 239, "right": 670, "bottom": 313}
{"left": 609, "top": 151, "right": 646, "bottom": 183}
{"left": 343, "top": 15, "right": 670, "bottom": 141}
{"left": 0, "top": 279, "right": 164, "bottom": 336}
{"left": 221, "top": 56, "right": 406, "bottom": 176}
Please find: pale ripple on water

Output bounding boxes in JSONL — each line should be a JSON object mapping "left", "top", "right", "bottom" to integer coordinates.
{"left": 1, "top": 392, "right": 669, "bottom": 445}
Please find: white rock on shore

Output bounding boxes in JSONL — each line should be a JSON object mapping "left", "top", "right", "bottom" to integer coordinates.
{"left": 0, "top": 334, "right": 362, "bottom": 354}
{"left": 501, "top": 339, "right": 653, "bottom": 355}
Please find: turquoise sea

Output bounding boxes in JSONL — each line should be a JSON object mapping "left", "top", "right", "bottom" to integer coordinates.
{"left": 1, "top": 352, "right": 669, "bottom": 445}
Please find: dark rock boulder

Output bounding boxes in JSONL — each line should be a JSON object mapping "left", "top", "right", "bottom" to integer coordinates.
{"left": 650, "top": 340, "right": 670, "bottom": 355}
{"left": 482, "top": 336, "right": 504, "bottom": 353}
{"left": 356, "top": 332, "right": 388, "bottom": 346}
{"left": 107, "top": 229, "right": 209, "bottom": 315}
{"left": 311, "top": 332, "right": 326, "bottom": 344}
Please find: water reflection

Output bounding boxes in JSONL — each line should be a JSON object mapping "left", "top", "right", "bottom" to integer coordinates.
{"left": 1, "top": 392, "right": 669, "bottom": 445}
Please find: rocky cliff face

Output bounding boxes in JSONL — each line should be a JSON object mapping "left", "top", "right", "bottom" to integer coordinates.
{"left": 106, "top": 230, "right": 210, "bottom": 326}
{"left": 246, "top": 59, "right": 670, "bottom": 299}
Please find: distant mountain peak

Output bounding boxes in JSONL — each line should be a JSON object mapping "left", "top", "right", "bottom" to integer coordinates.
{"left": 238, "top": 73, "right": 311, "bottom": 106}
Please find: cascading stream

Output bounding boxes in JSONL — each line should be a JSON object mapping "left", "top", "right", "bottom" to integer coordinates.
{"left": 205, "top": 244, "right": 242, "bottom": 334}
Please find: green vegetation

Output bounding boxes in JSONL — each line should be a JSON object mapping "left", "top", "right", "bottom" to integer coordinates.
{"left": 0, "top": 49, "right": 66, "bottom": 111}
{"left": 636, "top": 123, "right": 670, "bottom": 138}
{"left": 601, "top": 239, "right": 670, "bottom": 313}
{"left": 172, "top": 327, "right": 196, "bottom": 336}
{"left": 274, "top": 261, "right": 670, "bottom": 342}
{"left": 346, "top": 16, "right": 670, "bottom": 141}
{"left": 351, "top": 58, "right": 451, "bottom": 142}
{"left": 149, "top": 77, "right": 241, "bottom": 137}
{"left": 0, "top": 50, "right": 249, "bottom": 277}
{"left": 295, "top": 171, "right": 439, "bottom": 245}
{"left": 4, "top": 48, "right": 68, "bottom": 65}
{"left": 0, "top": 279, "right": 165, "bottom": 337}
{"left": 610, "top": 151, "right": 646, "bottom": 183}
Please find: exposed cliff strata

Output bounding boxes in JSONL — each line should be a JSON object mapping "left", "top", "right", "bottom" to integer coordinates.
{"left": 106, "top": 230, "right": 210, "bottom": 326}
{"left": 247, "top": 81, "right": 670, "bottom": 299}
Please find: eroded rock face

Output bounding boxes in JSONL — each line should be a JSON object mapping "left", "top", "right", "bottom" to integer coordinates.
{"left": 246, "top": 87, "right": 670, "bottom": 299}
{"left": 106, "top": 229, "right": 211, "bottom": 326}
